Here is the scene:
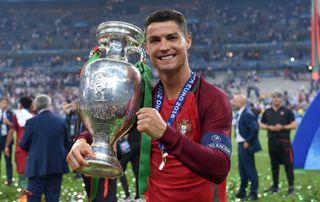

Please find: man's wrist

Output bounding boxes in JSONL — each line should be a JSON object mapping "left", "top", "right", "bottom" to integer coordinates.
{"left": 77, "top": 138, "right": 87, "bottom": 143}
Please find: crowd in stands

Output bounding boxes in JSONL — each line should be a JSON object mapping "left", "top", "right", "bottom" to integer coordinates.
{"left": 0, "top": 0, "right": 310, "bottom": 70}
{"left": 0, "top": 68, "right": 79, "bottom": 115}
{"left": 0, "top": 1, "right": 317, "bottom": 200}
{"left": 0, "top": 66, "right": 317, "bottom": 122}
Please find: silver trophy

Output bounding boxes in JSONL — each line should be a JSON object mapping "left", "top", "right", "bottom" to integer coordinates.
{"left": 79, "top": 21, "right": 144, "bottom": 178}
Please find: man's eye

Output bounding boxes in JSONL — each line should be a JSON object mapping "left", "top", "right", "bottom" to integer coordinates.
{"left": 168, "top": 36, "right": 178, "bottom": 41}
{"left": 149, "top": 39, "right": 159, "bottom": 43}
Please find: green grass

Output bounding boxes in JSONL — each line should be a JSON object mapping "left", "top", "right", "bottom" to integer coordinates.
{"left": 1, "top": 130, "right": 319, "bottom": 201}
{"left": 228, "top": 130, "right": 320, "bottom": 202}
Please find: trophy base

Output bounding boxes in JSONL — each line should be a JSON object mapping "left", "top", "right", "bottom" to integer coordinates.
{"left": 80, "top": 156, "right": 123, "bottom": 178}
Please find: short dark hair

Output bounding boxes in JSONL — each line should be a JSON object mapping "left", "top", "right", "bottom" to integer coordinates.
{"left": 19, "top": 96, "right": 33, "bottom": 109}
{"left": 144, "top": 9, "right": 189, "bottom": 38}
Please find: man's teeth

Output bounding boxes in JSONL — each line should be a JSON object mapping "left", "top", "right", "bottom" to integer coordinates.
{"left": 160, "top": 55, "right": 174, "bottom": 60}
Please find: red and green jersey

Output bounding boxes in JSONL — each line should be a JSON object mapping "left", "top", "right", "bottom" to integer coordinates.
{"left": 11, "top": 109, "right": 33, "bottom": 174}
{"left": 78, "top": 74, "right": 232, "bottom": 202}
{"left": 145, "top": 75, "right": 232, "bottom": 202}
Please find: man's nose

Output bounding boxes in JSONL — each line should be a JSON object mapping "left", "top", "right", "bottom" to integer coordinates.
{"left": 159, "top": 39, "right": 170, "bottom": 51}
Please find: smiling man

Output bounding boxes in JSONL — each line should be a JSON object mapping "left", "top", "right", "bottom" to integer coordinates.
{"left": 137, "top": 9, "right": 232, "bottom": 202}
{"left": 67, "top": 9, "right": 232, "bottom": 202}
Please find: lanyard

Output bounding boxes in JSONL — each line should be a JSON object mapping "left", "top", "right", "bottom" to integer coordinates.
{"left": 155, "top": 72, "right": 196, "bottom": 170}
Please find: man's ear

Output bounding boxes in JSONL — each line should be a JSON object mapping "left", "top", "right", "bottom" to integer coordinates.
{"left": 186, "top": 34, "right": 192, "bottom": 50}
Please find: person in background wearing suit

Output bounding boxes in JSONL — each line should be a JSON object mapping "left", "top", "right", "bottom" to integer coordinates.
{"left": 232, "top": 94, "right": 261, "bottom": 201}
{"left": 20, "top": 94, "right": 69, "bottom": 202}
{"left": 0, "top": 96, "right": 13, "bottom": 186}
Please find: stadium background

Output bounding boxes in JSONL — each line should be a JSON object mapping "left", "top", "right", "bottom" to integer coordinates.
{"left": 0, "top": 0, "right": 319, "bottom": 201}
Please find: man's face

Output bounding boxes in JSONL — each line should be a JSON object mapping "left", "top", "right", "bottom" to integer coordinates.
{"left": 232, "top": 96, "right": 242, "bottom": 111}
{"left": 144, "top": 21, "right": 191, "bottom": 73}
{"left": 272, "top": 95, "right": 283, "bottom": 108}
{"left": 0, "top": 99, "right": 9, "bottom": 110}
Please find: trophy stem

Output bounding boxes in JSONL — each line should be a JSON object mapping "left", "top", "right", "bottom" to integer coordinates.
{"left": 79, "top": 143, "right": 123, "bottom": 178}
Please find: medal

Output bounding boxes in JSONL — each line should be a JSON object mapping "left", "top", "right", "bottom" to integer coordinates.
{"left": 155, "top": 72, "right": 196, "bottom": 170}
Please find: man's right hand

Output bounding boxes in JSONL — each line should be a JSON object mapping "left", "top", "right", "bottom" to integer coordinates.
{"left": 4, "top": 146, "right": 10, "bottom": 157}
{"left": 66, "top": 138, "right": 96, "bottom": 171}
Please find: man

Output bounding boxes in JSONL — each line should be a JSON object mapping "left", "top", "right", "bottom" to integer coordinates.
{"left": 260, "top": 90, "right": 297, "bottom": 195}
{"left": 0, "top": 96, "right": 13, "bottom": 186}
{"left": 232, "top": 94, "right": 261, "bottom": 200}
{"left": 67, "top": 9, "right": 232, "bottom": 202}
{"left": 20, "top": 94, "right": 69, "bottom": 201}
{"left": 62, "top": 100, "right": 78, "bottom": 152}
{"left": 5, "top": 96, "right": 33, "bottom": 202}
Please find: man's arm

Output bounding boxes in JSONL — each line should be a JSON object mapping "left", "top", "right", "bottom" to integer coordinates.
{"left": 67, "top": 130, "right": 95, "bottom": 171}
{"left": 5, "top": 115, "right": 18, "bottom": 156}
{"left": 244, "top": 111, "right": 259, "bottom": 144}
{"left": 150, "top": 85, "right": 232, "bottom": 184}
{"left": 160, "top": 127, "right": 231, "bottom": 184}
{"left": 20, "top": 120, "right": 33, "bottom": 151}
{"left": 283, "top": 120, "right": 297, "bottom": 130}
{"left": 259, "top": 110, "right": 275, "bottom": 131}
{"left": 4, "top": 128, "right": 15, "bottom": 156}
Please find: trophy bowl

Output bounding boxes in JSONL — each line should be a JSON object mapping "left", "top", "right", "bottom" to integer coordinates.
{"left": 79, "top": 21, "right": 143, "bottom": 178}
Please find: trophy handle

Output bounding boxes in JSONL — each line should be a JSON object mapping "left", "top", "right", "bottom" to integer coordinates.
{"left": 124, "top": 46, "right": 145, "bottom": 62}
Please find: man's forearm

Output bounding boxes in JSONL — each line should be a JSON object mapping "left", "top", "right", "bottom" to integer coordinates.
{"left": 259, "top": 122, "right": 269, "bottom": 130}
{"left": 5, "top": 129, "right": 14, "bottom": 148}
{"left": 283, "top": 121, "right": 297, "bottom": 130}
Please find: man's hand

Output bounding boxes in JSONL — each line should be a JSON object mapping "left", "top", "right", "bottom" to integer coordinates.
{"left": 3, "top": 117, "right": 11, "bottom": 126}
{"left": 4, "top": 146, "right": 10, "bottom": 157}
{"left": 243, "top": 142, "right": 250, "bottom": 150}
{"left": 66, "top": 138, "right": 95, "bottom": 171}
{"left": 136, "top": 108, "right": 167, "bottom": 140}
{"left": 274, "top": 124, "right": 283, "bottom": 131}
{"left": 268, "top": 125, "right": 275, "bottom": 131}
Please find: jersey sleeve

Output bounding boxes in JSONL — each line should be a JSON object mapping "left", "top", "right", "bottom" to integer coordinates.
{"left": 11, "top": 115, "right": 18, "bottom": 130}
{"left": 75, "top": 130, "right": 93, "bottom": 145}
{"left": 159, "top": 79, "right": 232, "bottom": 184}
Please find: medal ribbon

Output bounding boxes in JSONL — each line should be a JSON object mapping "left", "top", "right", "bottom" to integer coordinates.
{"left": 155, "top": 72, "right": 196, "bottom": 170}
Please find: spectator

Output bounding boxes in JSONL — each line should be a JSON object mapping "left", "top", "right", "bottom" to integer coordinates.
{"left": 260, "top": 90, "right": 297, "bottom": 196}
{"left": 0, "top": 96, "right": 13, "bottom": 186}
{"left": 5, "top": 96, "right": 33, "bottom": 201}
{"left": 232, "top": 94, "right": 261, "bottom": 201}
{"left": 20, "top": 94, "right": 69, "bottom": 201}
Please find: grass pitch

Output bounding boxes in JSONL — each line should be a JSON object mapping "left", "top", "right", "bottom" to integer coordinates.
{"left": 0, "top": 130, "right": 319, "bottom": 201}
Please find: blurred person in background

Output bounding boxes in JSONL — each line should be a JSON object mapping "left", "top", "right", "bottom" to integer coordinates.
{"left": 232, "top": 94, "right": 261, "bottom": 200}
{"left": 260, "top": 90, "right": 297, "bottom": 196}
{"left": 5, "top": 96, "right": 33, "bottom": 202}
{"left": 20, "top": 94, "right": 69, "bottom": 202}
{"left": 62, "top": 100, "right": 78, "bottom": 152}
{"left": 0, "top": 96, "right": 13, "bottom": 186}
{"left": 117, "top": 129, "right": 141, "bottom": 201}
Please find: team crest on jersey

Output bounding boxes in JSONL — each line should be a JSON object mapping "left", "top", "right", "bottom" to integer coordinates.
{"left": 177, "top": 119, "right": 192, "bottom": 136}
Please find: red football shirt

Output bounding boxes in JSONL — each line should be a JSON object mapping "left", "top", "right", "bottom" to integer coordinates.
{"left": 145, "top": 75, "right": 232, "bottom": 202}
